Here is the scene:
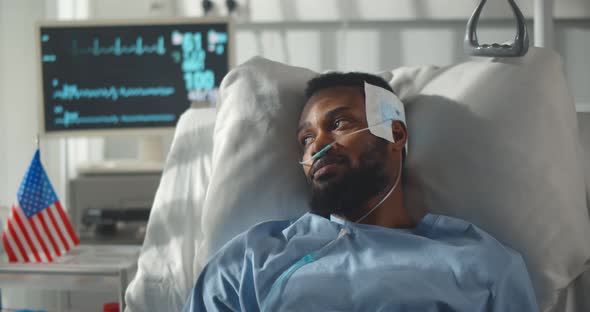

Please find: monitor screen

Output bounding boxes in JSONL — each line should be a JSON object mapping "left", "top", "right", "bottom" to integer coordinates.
{"left": 38, "top": 19, "right": 232, "bottom": 135}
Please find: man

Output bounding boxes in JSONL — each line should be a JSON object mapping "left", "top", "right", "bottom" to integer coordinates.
{"left": 182, "top": 72, "right": 539, "bottom": 311}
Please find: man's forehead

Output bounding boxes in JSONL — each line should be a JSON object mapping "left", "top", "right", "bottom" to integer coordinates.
{"left": 309, "top": 86, "right": 363, "bottom": 102}
{"left": 298, "top": 87, "right": 367, "bottom": 134}
{"left": 302, "top": 86, "right": 364, "bottom": 115}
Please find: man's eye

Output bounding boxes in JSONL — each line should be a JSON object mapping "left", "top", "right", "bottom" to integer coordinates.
{"left": 333, "top": 119, "right": 349, "bottom": 129}
{"left": 302, "top": 136, "right": 314, "bottom": 146}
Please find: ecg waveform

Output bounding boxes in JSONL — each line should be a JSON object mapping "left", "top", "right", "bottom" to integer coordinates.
{"left": 52, "top": 84, "right": 175, "bottom": 101}
{"left": 72, "top": 36, "right": 166, "bottom": 56}
{"left": 54, "top": 110, "right": 176, "bottom": 127}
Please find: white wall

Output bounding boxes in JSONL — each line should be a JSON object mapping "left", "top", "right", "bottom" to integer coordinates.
{"left": 0, "top": 2, "right": 5, "bottom": 212}
{"left": 0, "top": 0, "right": 51, "bottom": 305}
{"left": 2, "top": 0, "right": 588, "bottom": 208}
{"left": 0, "top": 0, "right": 108, "bottom": 211}
{"left": 0, "top": 1, "right": 586, "bottom": 219}
{"left": 179, "top": 0, "right": 590, "bottom": 22}
{"left": 557, "top": 21, "right": 590, "bottom": 109}
{"left": 0, "top": 0, "right": 55, "bottom": 206}
{"left": 0, "top": 0, "right": 65, "bottom": 309}
{"left": 230, "top": 21, "right": 526, "bottom": 72}
{"left": 174, "top": 0, "right": 590, "bottom": 108}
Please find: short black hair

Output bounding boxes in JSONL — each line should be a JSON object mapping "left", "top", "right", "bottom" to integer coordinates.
{"left": 304, "top": 72, "right": 394, "bottom": 101}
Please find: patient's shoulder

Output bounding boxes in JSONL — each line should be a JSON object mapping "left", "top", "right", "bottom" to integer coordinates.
{"left": 424, "top": 214, "right": 526, "bottom": 274}
{"left": 246, "top": 217, "right": 296, "bottom": 236}
{"left": 212, "top": 216, "right": 298, "bottom": 255}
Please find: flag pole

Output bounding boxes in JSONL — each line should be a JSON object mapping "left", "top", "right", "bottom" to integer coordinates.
{"left": 36, "top": 134, "right": 41, "bottom": 158}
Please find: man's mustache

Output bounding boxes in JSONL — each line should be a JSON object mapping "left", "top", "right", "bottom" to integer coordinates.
{"left": 310, "top": 153, "right": 349, "bottom": 178}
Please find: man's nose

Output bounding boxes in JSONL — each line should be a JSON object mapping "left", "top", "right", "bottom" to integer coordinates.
{"left": 311, "top": 130, "right": 333, "bottom": 157}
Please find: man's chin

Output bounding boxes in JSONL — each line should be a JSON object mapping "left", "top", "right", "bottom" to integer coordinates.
{"left": 311, "top": 172, "right": 344, "bottom": 189}
{"left": 309, "top": 174, "right": 346, "bottom": 216}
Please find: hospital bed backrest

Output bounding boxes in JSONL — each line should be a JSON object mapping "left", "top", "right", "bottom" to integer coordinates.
{"left": 125, "top": 108, "right": 217, "bottom": 311}
{"left": 126, "top": 49, "right": 590, "bottom": 312}
{"left": 578, "top": 113, "right": 590, "bottom": 209}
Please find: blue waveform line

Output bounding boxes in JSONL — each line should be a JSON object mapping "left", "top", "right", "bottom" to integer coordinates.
{"left": 42, "top": 54, "right": 57, "bottom": 62}
{"left": 52, "top": 84, "right": 175, "bottom": 101}
{"left": 54, "top": 111, "right": 176, "bottom": 128}
{"left": 121, "top": 114, "right": 176, "bottom": 123}
{"left": 72, "top": 36, "right": 166, "bottom": 56}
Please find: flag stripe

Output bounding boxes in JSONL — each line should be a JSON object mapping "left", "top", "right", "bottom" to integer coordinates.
{"left": 23, "top": 210, "right": 53, "bottom": 262}
{"left": 36, "top": 212, "right": 61, "bottom": 257}
{"left": 8, "top": 211, "right": 36, "bottom": 262}
{"left": 45, "top": 207, "right": 69, "bottom": 251}
{"left": 50, "top": 204, "right": 75, "bottom": 249}
{"left": 11, "top": 206, "right": 42, "bottom": 262}
{"left": 13, "top": 206, "right": 48, "bottom": 262}
{"left": 40, "top": 210, "right": 66, "bottom": 253}
{"left": 55, "top": 201, "right": 79, "bottom": 245}
{"left": 29, "top": 217, "right": 54, "bottom": 262}
{"left": 7, "top": 221, "right": 29, "bottom": 262}
{"left": 5, "top": 230, "right": 24, "bottom": 262}
{"left": 13, "top": 206, "right": 50, "bottom": 262}
{"left": 2, "top": 231, "right": 18, "bottom": 262}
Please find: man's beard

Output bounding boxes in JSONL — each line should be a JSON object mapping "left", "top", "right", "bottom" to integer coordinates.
{"left": 308, "top": 139, "right": 390, "bottom": 217}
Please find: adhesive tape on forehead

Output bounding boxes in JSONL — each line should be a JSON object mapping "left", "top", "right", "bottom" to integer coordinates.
{"left": 364, "top": 81, "right": 408, "bottom": 153}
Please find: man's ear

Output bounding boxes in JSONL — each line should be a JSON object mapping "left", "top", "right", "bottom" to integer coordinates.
{"left": 391, "top": 121, "right": 407, "bottom": 152}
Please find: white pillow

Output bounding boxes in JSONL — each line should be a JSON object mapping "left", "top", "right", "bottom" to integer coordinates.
{"left": 125, "top": 108, "right": 217, "bottom": 312}
{"left": 200, "top": 58, "right": 316, "bottom": 258}
{"left": 387, "top": 48, "right": 590, "bottom": 309}
{"left": 197, "top": 49, "right": 590, "bottom": 311}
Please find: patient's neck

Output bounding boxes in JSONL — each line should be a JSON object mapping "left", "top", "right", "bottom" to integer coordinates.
{"left": 338, "top": 184, "right": 416, "bottom": 229}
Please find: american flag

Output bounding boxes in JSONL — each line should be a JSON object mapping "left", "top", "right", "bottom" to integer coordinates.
{"left": 1, "top": 150, "right": 79, "bottom": 262}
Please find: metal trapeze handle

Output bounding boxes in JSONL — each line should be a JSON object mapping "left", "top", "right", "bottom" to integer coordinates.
{"left": 464, "top": 0, "right": 530, "bottom": 57}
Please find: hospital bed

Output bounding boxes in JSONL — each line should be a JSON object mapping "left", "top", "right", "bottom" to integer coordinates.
{"left": 125, "top": 1, "right": 590, "bottom": 311}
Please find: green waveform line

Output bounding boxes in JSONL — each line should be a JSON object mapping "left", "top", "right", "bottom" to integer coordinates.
{"left": 72, "top": 36, "right": 166, "bottom": 56}
{"left": 52, "top": 84, "right": 175, "bottom": 101}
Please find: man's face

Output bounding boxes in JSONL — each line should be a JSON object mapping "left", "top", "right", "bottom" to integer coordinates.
{"left": 297, "top": 86, "right": 392, "bottom": 216}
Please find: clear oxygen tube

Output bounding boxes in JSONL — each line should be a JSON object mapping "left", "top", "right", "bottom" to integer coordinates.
{"left": 260, "top": 161, "right": 401, "bottom": 311}
{"left": 299, "top": 120, "right": 392, "bottom": 166}
{"left": 262, "top": 125, "right": 403, "bottom": 310}
{"left": 354, "top": 155, "right": 401, "bottom": 224}
{"left": 299, "top": 118, "right": 402, "bottom": 223}
{"left": 260, "top": 227, "right": 349, "bottom": 312}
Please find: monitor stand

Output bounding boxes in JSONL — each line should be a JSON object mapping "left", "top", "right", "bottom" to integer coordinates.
{"left": 77, "top": 136, "right": 165, "bottom": 175}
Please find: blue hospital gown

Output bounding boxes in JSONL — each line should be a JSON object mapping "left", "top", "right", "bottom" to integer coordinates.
{"left": 183, "top": 212, "right": 539, "bottom": 311}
